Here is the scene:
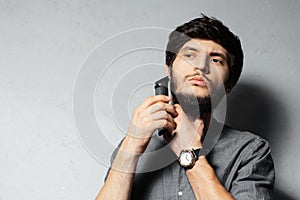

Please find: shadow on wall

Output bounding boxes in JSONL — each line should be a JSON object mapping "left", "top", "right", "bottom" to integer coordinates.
{"left": 274, "top": 189, "right": 296, "bottom": 200}
{"left": 225, "top": 81, "right": 294, "bottom": 200}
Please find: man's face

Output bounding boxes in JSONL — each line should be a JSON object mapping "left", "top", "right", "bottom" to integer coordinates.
{"left": 170, "top": 39, "right": 230, "bottom": 101}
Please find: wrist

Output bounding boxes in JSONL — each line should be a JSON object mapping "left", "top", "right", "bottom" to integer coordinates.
{"left": 121, "top": 134, "right": 149, "bottom": 155}
{"left": 186, "top": 156, "right": 217, "bottom": 181}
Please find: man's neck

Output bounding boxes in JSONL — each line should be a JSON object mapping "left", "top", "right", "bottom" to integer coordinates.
{"left": 185, "top": 110, "right": 211, "bottom": 142}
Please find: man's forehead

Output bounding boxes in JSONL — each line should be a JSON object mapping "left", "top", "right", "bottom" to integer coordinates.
{"left": 180, "top": 39, "right": 228, "bottom": 54}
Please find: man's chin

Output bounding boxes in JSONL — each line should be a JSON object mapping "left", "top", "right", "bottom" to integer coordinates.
{"left": 175, "top": 91, "right": 210, "bottom": 102}
{"left": 190, "top": 87, "right": 210, "bottom": 98}
{"left": 172, "top": 92, "right": 211, "bottom": 119}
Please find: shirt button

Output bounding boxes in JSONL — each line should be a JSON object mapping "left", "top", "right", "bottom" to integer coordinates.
{"left": 178, "top": 191, "right": 183, "bottom": 197}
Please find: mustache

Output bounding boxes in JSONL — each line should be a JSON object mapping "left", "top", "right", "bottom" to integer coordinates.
{"left": 185, "top": 72, "right": 212, "bottom": 85}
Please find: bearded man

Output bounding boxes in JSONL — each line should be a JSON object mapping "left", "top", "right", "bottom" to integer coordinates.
{"left": 96, "top": 14, "right": 275, "bottom": 200}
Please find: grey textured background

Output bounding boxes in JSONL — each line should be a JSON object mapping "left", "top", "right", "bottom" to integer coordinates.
{"left": 1, "top": 0, "right": 299, "bottom": 199}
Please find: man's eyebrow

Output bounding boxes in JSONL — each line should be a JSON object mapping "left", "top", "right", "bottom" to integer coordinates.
{"left": 210, "top": 52, "right": 227, "bottom": 60}
{"left": 180, "top": 46, "right": 199, "bottom": 52}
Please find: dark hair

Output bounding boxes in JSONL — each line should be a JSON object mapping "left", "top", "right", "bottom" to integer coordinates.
{"left": 165, "top": 14, "right": 244, "bottom": 90}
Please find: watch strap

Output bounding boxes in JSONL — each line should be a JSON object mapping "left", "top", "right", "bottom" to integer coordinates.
{"left": 191, "top": 148, "right": 199, "bottom": 161}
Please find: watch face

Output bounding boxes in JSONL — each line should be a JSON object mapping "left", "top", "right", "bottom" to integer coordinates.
{"left": 179, "top": 150, "right": 195, "bottom": 168}
{"left": 181, "top": 152, "right": 193, "bottom": 165}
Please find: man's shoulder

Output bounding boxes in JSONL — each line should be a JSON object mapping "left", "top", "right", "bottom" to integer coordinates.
{"left": 209, "top": 125, "right": 275, "bottom": 195}
{"left": 208, "top": 124, "right": 273, "bottom": 175}
{"left": 219, "top": 124, "right": 270, "bottom": 147}
{"left": 210, "top": 124, "right": 272, "bottom": 161}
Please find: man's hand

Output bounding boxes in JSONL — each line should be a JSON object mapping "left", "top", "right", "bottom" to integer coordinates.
{"left": 163, "top": 104, "right": 204, "bottom": 156}
{"left": 126, "top": 95, "right": 177, "bottom": 153}
{"left": 96, "top": 95, "right": 177, "bottom": 200}
{"left": 161, "top": 104, "right": 234, "bottom": 200}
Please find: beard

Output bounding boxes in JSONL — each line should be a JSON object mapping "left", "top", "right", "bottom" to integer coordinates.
{"left": 172, "top": 92, "right": 211, "bottom": 119}
{"left": 170, "top": 71, "right": 212, "bottom": 119}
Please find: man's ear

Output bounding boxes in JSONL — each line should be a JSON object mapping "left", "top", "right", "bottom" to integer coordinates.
{"left": 165, "top": 65, "right": 170, "bottom": 76}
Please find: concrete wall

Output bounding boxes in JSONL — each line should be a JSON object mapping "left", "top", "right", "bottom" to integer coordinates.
{"left": 0, "top": 0, "right": 299, "bottom": 199}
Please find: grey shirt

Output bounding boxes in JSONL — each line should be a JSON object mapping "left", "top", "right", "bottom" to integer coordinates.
{"left": 107, "top": 125, "right": 275, "bottom": 199}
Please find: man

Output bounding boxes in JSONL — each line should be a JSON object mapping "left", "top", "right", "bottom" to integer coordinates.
{"left": 96, "top": 14, "right": 275, "bottom": 200}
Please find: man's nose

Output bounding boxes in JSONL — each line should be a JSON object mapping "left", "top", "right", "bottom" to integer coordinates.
{"left": 193, "top": 55, "right": 210, "bottom": 74}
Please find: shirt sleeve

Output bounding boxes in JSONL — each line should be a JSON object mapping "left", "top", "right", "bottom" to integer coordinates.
{"left": 230, "top": 139, "right": 275, "bottom": 200}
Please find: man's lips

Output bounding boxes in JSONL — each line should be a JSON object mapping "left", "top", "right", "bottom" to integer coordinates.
{"left": 187, "top": 76, "right": 207, "bottom": 87}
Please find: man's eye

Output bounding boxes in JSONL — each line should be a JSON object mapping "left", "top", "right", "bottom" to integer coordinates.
{"left": 183, "top": 53, "right": 194, "bottom": 58}
{"left": 212, "top": 58, "right": 222, "bottom": 64}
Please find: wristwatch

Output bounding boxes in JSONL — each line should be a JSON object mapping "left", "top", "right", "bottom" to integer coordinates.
{"left": 178, "top": 148, "right": 201, "bottom": 168}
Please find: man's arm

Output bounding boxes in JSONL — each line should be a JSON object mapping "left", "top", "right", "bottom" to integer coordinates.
{"left": 96, "top": 95, "right": 177, "bottom": 200}
{"left": 166, "top": 103, "right": 274, "bottom": 199}
{"left": 229, "top": 139, "right": 275, "bottom": 199}
{"left": 186, "top": 139, "right": 275, "bottom": 200}
{"left": 95, "top": 136, "right": 143, "bottom": 200}
{"left": 186, "top": 156, "right": 234, "bottom": 200}
{"left": 164, "top": 104, "right": 234, "bottom": 200}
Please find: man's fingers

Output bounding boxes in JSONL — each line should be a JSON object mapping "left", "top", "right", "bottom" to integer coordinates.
{"left": 150, "top": 111, "right": 175, "bottom": 126}
{"left": 138, "top": 95, "right": 171, "bottom": 110}
{"left": 173, "top": 103, "right": 183, "bottom": 113}
{"left": 150, "top": 110, "right": 176, "bottom": 131}
{"left": 152, "top": 119, "right": 175, "bottom": 132}
{"left": 149, "top": 102, "right": 178, "bottom": 117}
